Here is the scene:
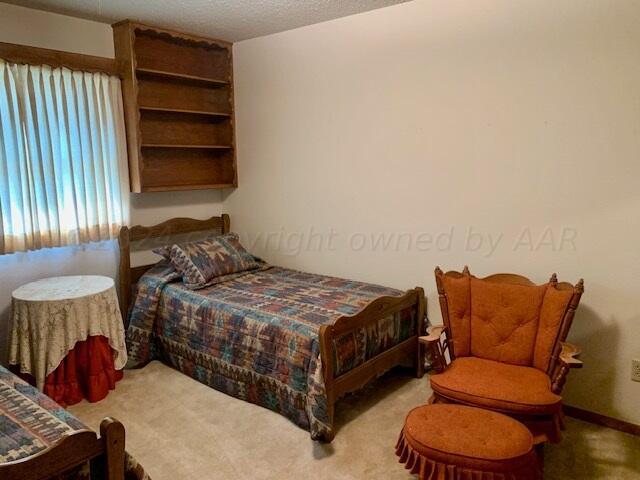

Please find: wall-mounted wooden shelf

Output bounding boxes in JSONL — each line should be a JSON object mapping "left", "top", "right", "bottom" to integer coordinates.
{"left": 113, "top": 20, "right": 237, "bottom": 192}
{"left": 142, "top": 183, "right": 236, "bottom": 192}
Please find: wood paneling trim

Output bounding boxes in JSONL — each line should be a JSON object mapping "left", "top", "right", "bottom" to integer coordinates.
{"left": 227, "top": 39, "right": 238, "bottom": 187}
{"left": 0, "top": 41, "right": 118, "bottom": 75}
{"left": 564, "top": 405, "right": 640, "bottom": 437}
{"left": 112, "top": 20, "right": 232, "bottom": 49}
{"left": 113, "top": 23, "right": 142, "bottom": 192}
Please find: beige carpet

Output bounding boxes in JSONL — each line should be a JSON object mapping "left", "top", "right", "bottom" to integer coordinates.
{"left": 69, "top": 361, "right": 640, "bottom": 479}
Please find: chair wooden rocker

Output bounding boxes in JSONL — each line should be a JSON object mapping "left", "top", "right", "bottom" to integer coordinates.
{"left": 421, "top": 267, "right": 584, "bottom": 444}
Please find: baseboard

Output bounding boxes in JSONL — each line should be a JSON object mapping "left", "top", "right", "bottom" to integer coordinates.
{"left": 564, "top": 405, "right": 640, "bottom": 437}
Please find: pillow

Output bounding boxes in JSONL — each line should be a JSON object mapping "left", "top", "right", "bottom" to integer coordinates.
{"left": 168, "top": 233, "right": 262, "bottom": 289}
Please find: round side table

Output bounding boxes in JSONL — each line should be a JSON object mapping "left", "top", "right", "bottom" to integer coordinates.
{"left": 9, "top": 275, "right": 127, "bottom": 405}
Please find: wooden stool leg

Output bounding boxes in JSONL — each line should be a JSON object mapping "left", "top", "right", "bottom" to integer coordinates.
{"left": 414, "top": 340, "right": 425, "bottom": 378}
{"left": 415, "top": 288, "right": 426, "bottom": 379}
{"left": 100, "top": 417, "right": 125, "bottom": 480}
{"left": 535, "top": 443, "right": 545, "bottom": 479}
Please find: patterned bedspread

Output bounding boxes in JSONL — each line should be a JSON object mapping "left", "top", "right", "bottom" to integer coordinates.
{"left": 0, "top": 365, "right": 149, "bottom": 479}
{"left": 126, "top": 264, "right": 416, "bottom": 439}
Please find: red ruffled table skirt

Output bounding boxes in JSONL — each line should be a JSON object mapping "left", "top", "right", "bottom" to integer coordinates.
{"left": 11, "top": 335, "right": 122, "bottom": 406}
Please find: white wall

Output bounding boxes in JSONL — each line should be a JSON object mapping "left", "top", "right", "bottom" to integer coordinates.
{"left": 0, "top": 3, "right": 224, "bottom": 362}
{"left": 229, "top": 0, "right": 640, "bottom": 424}
{"left": 0, "top": 2, "right": 114, "bottom": 57}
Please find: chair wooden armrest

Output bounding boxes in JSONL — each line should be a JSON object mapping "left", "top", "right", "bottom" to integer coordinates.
{"left": 419, "top": 325, "right": 448, "bottom": 373}
{"left": 559, "top": 342, "right": 583, "bottom": 368}
{"left": 551, "top": 342, "right": 582, "bottom": 394}
{"left": 419, "top": 325, "right": 446, "bottom": 345}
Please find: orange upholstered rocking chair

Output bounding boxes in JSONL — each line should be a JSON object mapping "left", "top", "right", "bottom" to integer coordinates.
{"left": 421, "top": 267, "right": 584, "bottom": 444}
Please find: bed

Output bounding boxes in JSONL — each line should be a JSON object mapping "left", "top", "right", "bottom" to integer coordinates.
{"left": 118, "top": 214, "right": 425, "bottom": 441}
{"left": 0, "top": 365, "right": 149, "bottom": 480}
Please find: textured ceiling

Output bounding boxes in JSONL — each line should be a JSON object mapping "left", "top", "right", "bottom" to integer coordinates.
{"left": 2, "top": 0, "right": 411, "bottom": 42}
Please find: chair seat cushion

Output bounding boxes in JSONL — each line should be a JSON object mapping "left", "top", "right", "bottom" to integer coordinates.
{"left": 396, "top": 404, "right": 537, "bottom": 476}
{"left": 430, "top": 357, "right": 562, "bottom": 415}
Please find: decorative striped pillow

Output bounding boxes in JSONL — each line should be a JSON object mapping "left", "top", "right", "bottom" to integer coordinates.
{"left": 168, "top": 233, "right": 262, "bottom": 289}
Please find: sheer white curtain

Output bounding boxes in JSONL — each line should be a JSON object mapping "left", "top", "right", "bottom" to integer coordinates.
{"left": 0, "top": 59, "right": 129, "bottom": 254}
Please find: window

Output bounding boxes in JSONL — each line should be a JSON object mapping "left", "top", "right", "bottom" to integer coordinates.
{"left": 0, "top": 59, "right": 129, "bottom": 254}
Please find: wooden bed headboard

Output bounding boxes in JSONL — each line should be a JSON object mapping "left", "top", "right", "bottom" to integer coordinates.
{"left": 117, "top": 214, "right": 230, "bottom": 318}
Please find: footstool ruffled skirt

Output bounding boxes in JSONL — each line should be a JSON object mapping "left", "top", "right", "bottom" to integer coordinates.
{"left": 396, "top": 404, "right": 540, "bottom": 480}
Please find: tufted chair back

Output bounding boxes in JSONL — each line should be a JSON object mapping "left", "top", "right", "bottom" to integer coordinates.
{"left": 435, "top": 267, "right": 583, "bottom": 375}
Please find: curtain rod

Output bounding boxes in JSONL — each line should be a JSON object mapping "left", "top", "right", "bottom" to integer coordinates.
{"left": 0, "top": 41, "right": 120, "bottom": 77}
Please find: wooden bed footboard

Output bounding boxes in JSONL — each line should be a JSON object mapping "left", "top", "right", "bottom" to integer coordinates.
{"left": 1, "top": 418, "right": 125, "bottom": 480}
{"left": 318, "top": 287, "right": 426, "bottom": 442}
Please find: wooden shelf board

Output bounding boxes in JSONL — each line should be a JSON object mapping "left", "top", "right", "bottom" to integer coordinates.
{"left": 136, "top": 67, "right": 229, "bottom": 86}
{"left": 141, "top": 144, "right": 232, "bottom": 149}
{"left": 141, "top": 183, "right": 236, "bottom": 192}
{"left": 139, "top": 106, "right": 231, "bottom": 117}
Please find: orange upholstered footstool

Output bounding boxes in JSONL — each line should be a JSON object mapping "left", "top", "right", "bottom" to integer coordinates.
{"left": 396, "top": 404, "right": 539, "bottom": 480}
